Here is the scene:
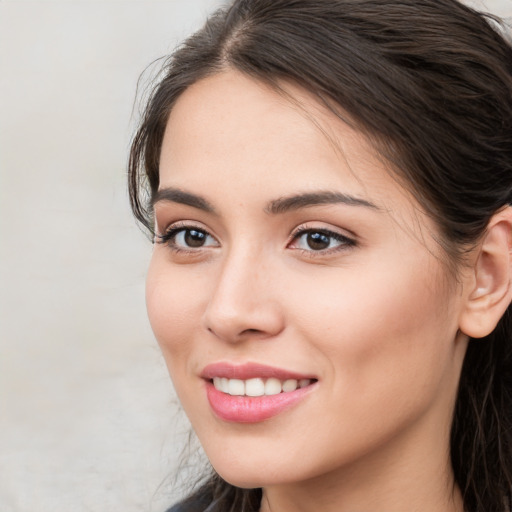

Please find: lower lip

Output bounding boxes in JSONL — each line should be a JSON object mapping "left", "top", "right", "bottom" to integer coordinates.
{"left": 205, "top": 381, "right": 315, "bottom": 423}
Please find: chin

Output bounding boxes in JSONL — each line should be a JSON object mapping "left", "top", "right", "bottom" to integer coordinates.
{"left": 212, "top": 466, "right": 288, "bottom": 489}
{"left": 204, "top": 444, "right": 320, "bottom": 489}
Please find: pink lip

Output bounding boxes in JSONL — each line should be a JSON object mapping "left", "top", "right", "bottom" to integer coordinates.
{"left": 201, "top": 362, "right": 317, "bottom": 423}
{"left": 201, "top": 362, "right": 315, "bottom": 381}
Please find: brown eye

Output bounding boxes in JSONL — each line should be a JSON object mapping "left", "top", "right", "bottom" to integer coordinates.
{"left": 290, "top": 228, "right": 355, "bottom": 253}
{"left": 305, "top": 232, "right": 331, "bottom": 250}
{"left": 184, "top": 229, "right": 208, "bottom": 247}
{"left": 157, "top": 225, "right": 219, "bottom": 250}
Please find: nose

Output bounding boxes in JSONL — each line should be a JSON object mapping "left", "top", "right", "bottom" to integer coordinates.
{"left": 201, "top": 248, "right": 285, "bottom": 343}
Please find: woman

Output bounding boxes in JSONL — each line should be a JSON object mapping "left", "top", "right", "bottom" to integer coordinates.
{"left": 128, "top": 1, "right": 512, "bottom": 511}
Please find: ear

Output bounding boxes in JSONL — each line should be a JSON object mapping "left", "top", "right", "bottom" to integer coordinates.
{"left": 459, "top": 207, "right": 512, "bottom": 339}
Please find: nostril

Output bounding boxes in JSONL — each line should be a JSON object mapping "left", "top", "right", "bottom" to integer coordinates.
{"left": 202, "top": 298, "right": 285, "bottom": 342}
{"left": 242, "top": 328, "right": 262, "bottom": 335}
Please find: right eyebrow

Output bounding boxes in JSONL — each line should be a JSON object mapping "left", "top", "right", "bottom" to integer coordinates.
{"left": 265, "top": 191, "right": 378, "bottom": 215}
{"left": 151, "top": 187, "right": 217, "bottom": 214}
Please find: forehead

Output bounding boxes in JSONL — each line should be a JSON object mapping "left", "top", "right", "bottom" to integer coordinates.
{"left": 161, "top": 71, "right": 397, "bottom": 203}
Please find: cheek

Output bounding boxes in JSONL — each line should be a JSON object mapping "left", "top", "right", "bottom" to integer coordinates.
{"left": 286, "top": 252, "right": 457, "bottom": 394}
{"left": 269, "top": 257, "right": 460, "bottom": 469}
{"left": 145, "top": 255, "right": 204, "bottom": 366}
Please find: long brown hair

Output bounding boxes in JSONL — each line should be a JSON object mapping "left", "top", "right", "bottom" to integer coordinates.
{"left": 128, "top": 1, "right": 512, "bottom": 510}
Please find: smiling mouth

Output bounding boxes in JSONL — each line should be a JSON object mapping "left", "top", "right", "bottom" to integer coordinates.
{"left": 211, "top": 377, "right": 316, "bottom": 397}
{"left": 202, "top": 362, "right": 318, "bottom": 421}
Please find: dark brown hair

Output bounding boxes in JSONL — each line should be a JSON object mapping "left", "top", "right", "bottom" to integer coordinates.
{"left": 128, "top": 1, "right": 512, "bottom": 511}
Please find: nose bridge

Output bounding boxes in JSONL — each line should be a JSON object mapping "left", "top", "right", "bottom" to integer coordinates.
{"left": 202, "top": 242, "right": 283, "bottom": 342}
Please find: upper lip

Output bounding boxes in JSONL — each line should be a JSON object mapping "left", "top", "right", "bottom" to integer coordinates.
{"left": 201, "top": 362, "right": 316, "bottom": 381}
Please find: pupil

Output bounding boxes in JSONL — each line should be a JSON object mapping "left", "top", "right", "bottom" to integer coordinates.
{"left": 185, "top": 229, "right": 206, "bottom": 247}
{"left": 307, "top": 232, "right": 330, "bottom": 250}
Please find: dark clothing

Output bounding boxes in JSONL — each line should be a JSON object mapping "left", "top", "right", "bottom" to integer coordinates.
{"left": 166, "top": 484, "right": 261, "bottom": 512}
{"left": 166, "top": 493, "right": 214, "bottom": 512}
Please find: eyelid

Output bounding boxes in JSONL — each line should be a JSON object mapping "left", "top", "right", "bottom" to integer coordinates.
{"left": 287, "top": 223, "right": 357, "bottom": 254}
{"left": 155, "top": 220, "right": 220, "bottom": 250}
{"left": 155, "top": 219, "right": 210, "bottom": 237}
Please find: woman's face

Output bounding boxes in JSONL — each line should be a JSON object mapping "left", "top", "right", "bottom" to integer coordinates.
{"left": 147, "top": 71, "right": 468, "bottom": 488}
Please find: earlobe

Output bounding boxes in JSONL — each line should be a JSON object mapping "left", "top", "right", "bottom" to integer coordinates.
{"left": 459, "top": 206, "right": 512, "bottom": 339}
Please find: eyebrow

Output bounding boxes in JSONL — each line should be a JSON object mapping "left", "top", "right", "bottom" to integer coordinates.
{"left": 266, "top": 191, "right": 378, "bottom": 214}
{"left": 152, "top": 187, "right": 377, "bottom": 215}
{"left": 152, "top": 187, "right": 217, "bottom": 214}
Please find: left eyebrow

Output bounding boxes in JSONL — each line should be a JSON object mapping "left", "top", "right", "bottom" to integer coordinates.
{"left": 265, "top": 191, "right": 378, "bottom": 215}
{"left": 151, "top": 187, "right": 217, "bottom": 214}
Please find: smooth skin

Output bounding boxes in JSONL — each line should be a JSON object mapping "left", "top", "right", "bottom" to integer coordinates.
{"left": 146, "top": 70, "right": 512, "bottom": 512}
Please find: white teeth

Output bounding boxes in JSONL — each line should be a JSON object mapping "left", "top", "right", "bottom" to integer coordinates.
{"left": 245, "top": 378, "right": 265, "bottom": 397}
{"left": 214, "top": 377, "right": 230, "bottom": 393}
{"left": 265, "top": 378, "right": 282, "bottom": 395}
{"left": 213, "top": 377, "right": 313, "bottom": 396}
{"left": 282, "top": 379, "right": 298, "bottom": 392}
{"left": 299, "top": 378, "right": 310, "bottom": 388}
{"left": 220, "top": 377, "right": 229, "bottom": 393}
{"left": 228, "top": 378, "right": 245, "bottom": 396}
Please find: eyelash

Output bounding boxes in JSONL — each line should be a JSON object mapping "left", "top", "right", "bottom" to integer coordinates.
{"left": 155, "top": 222, "right": 356, "bottom": 256}
{"left": 288, "top": 224, "right": 356, "bottom": 256}
{"left": 155, "top": 222, "right": 218, "bottom": 254}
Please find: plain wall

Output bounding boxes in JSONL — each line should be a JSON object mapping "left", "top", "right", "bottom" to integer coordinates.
{"left": 0, "top": 1, "right": 511, "bottom": 511}
{"left": 0, "top": 2, "right": 221, "bottom": 511}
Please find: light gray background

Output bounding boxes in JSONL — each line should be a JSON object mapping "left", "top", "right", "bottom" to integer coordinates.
{"left": 1, "top": 1, "right": 511, "bottom": 511}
